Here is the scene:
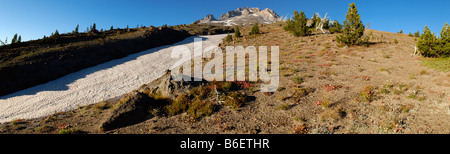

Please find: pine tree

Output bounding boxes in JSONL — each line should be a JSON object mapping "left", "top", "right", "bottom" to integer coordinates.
{"left": 283, "top": 10, "right": 308, "bottom": 37}
{"left": 110, "top": 26, "right": 114, "bottom": 31}
{"left": 226, "top": 32, "right": 232, "bottom": 42}
{"left": 250, "top": 22, "right": 260, "bottom": 35}
{"left": 234, "top": 26, "right": 241, "bottom": 38}
{"left": 417, "top": 26, "right": 438, "bottom": 57}
{"left": 329, "top": 20, "right": 343, "bottom": 34}
{"left": 311, "top": 13, "right": 319, "bottom": 28}
{"left": 323, "top": 20, "right": 330, "bottom": 29}
{"left": 11, "top": 34, "right": 18, "bottom": 44}
{"left": 90, "top": 23, "right": 98, "bottom": 33}
{"left": 74, "top": 24, "right": 79, "bottom": 34}
{"left": 17, "top": 35, "right": 21, "bottom": 43}
{"left": 93, "top": 23, "right": 97, "bottom": 31}
{"left": 337, "top": 3, "right": 366, "bottom": 46}
{"left": 414, "top": 30, "right": 420, "bottom": 37}
{"left": 438, "top": 22, "right": 450, "bottom": 57}
{"left": 54, "top": 29, "right": 59, "bottom": 36}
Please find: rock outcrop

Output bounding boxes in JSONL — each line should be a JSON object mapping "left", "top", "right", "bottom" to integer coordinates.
{"left": 98, "top": 92, "right": 155, "bottom": 132}
{"left": 195, "top": 7, "right": 283, "bottom": 26}
{"left": 98, "top": 70, "right": 208, "bottom": 132}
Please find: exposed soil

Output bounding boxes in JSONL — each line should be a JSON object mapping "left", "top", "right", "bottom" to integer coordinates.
{"left": 1, "top": 23, "right": 448, "bottom": 134}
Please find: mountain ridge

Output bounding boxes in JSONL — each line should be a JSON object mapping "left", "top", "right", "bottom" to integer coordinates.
{"left": 196, "top": 7, "right": 283, "bottom": 26}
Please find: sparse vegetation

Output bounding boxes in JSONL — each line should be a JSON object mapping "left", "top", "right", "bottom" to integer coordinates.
{"left": 293, "top": 123, "right": 308, "bottom": 134}
{"left": 293, "top": 76, "right": 304, "bottom": 84}
{"left": 276, "top": 103, "right": 291, "bottom": 110}
{"left": 420, "top": 57, "right": 450, "bottom": 72}
{"left": 359, "top": 85, "right": 375, "bottom": 103}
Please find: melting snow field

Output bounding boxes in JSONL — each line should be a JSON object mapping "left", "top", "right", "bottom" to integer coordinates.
{"left": 0, "top": 34, "right": 226, "bottom": 123}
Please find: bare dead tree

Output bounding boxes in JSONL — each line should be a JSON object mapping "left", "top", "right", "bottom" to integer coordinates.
{"left": 315, "top": 13, "right": 330, "bottom": 34}
{"left": 0, "top": 37, "right": 7, "bottom": 46}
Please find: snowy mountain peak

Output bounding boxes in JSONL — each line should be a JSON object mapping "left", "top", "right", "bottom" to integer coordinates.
{"left": 195, "top": 7, "right": 282, "bottom": 26}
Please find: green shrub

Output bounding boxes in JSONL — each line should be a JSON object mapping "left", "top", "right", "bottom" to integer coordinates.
{"left": 359, "top": 85, "right": 375, "bottom": 102}
{"left": 222, "top": 92, "right": 246, "bottom": 110}
{"left": 186, "top": 100, "right": 215, "bottom": 120}
{"left": 293, "top": 76, "right": 304, "bottom": 84}
{"left": 226, "top": 33, "right": 232, "bottom": 42}
{"left": 167, "top": 94, "right": 189, "bottom": 116}
{"left": 328, "top": 27, "right": 341, "bottom": 34}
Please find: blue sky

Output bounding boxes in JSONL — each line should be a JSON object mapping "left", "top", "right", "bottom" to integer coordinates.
{"left": 1, "top": 0, "right": 449, "bottom": 42}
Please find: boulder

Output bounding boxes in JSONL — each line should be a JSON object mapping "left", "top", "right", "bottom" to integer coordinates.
{"left": 138, "top": 70, "right": 206, "bottom": 99}
{"left": 98, "top": 92, "right": 155, "bottom": 132}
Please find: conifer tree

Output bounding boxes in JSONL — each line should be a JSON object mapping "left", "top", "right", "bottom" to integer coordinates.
{"left": 17, "top": 35, "right": 21, "bottom": 43}
{"left": 55, "top": 29, "right": 59, "bottom": 36}
{"left": 250, "top": 22, "right": 260, "bottom": 35}
{"left": 337, "top": 3, "right": 366, "bottom": 46}
{"left": 74, "top": 24, "right": 79, "bottom": 34}
{"left": 311, "top": 13, "right": 319, "bottom": 28}
{"left": 11, "top": 34, "right": 18, "bottom": 44}
{"left": 323, "top": 20, "right": 330, "bottom": 29}
{"left": 226, "top": 32, "right": 232, "bottom": 42}
{"left": 93, "top": 23, "right": 97, "bottom": 31}
{"left": 417, "top": 26, "right": 438, "bottom": 57}
{"left": 234, "top": 26, "right": 241, "bottom": 38}
{"left": 438, "top": 22, "right": 450, "bottom": 56}
{"left": 283, "top": 10, "right": 308, "bottom": 37}
{"left": 90, "top": 23, "right": 99, "bottom": 33}
{"left": 414, "top": 30, "right": 420, "bottom": 37}
{"left": 328, "top": 20, "right": 343, "bottom": 34}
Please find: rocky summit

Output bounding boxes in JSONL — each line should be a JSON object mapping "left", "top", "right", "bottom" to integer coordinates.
{"left": 196, "top": 7, "right": 283, "bottom": 26}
